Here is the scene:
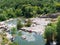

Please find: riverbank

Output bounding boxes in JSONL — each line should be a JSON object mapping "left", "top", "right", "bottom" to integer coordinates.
{"left": 0, "top": 17, "right": 52, "bottom": 35}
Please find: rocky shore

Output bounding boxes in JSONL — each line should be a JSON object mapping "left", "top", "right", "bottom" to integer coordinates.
{"left": 39, "top": 12, "right": 60, "bottom": 18}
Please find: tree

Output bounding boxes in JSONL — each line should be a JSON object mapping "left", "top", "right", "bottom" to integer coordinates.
{"left": 55, "top": 2, "right": 60, "bottom": 12}
{"left": 56, "top": 16, "right": 60, "bottom": 45}
{"left": 5, "top": 8, "right": 16, "bottom": 18}
{"left": 45, "top": 23, "right": 57, "bottom": 45}
{"left": 0, "top": 0, "right": 59, "bottom": 21}
{"left": 22, "top": 4, "right": 34, "bottom": 18}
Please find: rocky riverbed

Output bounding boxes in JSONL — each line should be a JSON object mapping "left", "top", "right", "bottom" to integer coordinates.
{"left": 0, "top": 17, "right": 51, "bottom": 45}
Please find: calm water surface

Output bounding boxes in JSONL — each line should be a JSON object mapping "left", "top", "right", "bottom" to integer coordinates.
{"left": 14, "top": 31, "right": 45, "bottom": 45}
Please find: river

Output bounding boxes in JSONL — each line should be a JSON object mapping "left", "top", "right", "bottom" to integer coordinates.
{"left": 5, "top": 18, "right": 51, "bottom": 45}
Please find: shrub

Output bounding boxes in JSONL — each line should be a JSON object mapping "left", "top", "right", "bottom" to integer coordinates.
{"left": 15, "top": 9, "right": 22, "bottom": 17}
{"left": 0, "top": 14, "right": 7, "bottom": 21}
{"left": 56, "top": 16, "right": 60, "bottom": 44}
{"left": 11, "top": 27, "right": 17, "bottom": 35}
{"left": 22, "top": 5, "right": 34, "bottom": 18}
{"left": 17, "top": 19, "right": 23, "bottom": 30}
{"left": 6, "top": 8, "right": 16, "bottom": 18}
{"left": 44, "top": 24, "right": 57, "bottom": 45}
{"left": 7, "top": 13, "right": 16, "bottom": 18}
{"left": 25, "top": 19, "right": 32, "bottom": 27}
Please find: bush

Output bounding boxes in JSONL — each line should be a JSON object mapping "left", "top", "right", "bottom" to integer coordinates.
{"left": 6, "top": 8, "right": 16, "bottom": 18}
{"left": 17, "top": 19, "right": 23, "bottom": 30}
{"left": 56, "top": 16, "right": 60, "bottom": 44}
{"left": 0, "top": 14, "right": 7, "bottom": 21}
{"left": 22, "top": 5, "right": 34, "bottom": 18}
{"left": 45, "top": 26, "right": 53, "bottom": 39}
{"left": 15, "top": 9, "right": 22, "bottom": 17}
{"left": 25, "top": 19, "right": 32, "bottom": 27}
{"left": 7, "top": 14, "right": 16, "bottom": 18}
{"left": 44, "top": 24, "right": 57, "bottom": 45}
{"left": 11, "top": 27, "right": 17, "bottom": 35}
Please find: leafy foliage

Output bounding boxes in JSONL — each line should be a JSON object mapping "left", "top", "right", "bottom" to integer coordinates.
{"left": 0, "top": 14, "right": 7, "bottom": 21}
{"left": 17, "top": 19, "right": 23, "bottom": 29}
{"left": 56, "top": 16, "right": 60, "bottom": 43}
{"left": 25, "top": 19, "right": 32, "bottom": 27}
{"left": 44, "top": 23, "right": 57, "bottom": 45}
{"left": 11, "top": 27, "right": 17, "bottom": 35}
{"left": 0, "top": 0, "right": 59, "bottom": 21}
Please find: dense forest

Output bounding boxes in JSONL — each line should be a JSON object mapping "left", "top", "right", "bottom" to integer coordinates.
{"left": 0, "top": 0, "right": 60, "bottom": 21}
